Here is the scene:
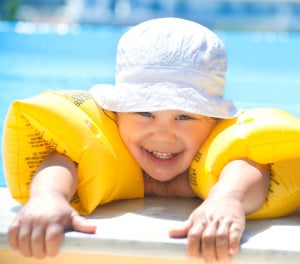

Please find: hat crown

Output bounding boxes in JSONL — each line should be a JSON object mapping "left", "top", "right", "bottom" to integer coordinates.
{"left": 116, "top": 17, "right": 227, "bottom": 97}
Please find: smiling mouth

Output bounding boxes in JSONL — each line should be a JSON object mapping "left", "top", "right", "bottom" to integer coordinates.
{"left": 147, "top": 150, "right": 179, "bottom": 160}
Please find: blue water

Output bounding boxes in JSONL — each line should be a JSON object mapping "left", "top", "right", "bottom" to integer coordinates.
{"left": 1, "top": 22, "right": 300, "bottom": 187}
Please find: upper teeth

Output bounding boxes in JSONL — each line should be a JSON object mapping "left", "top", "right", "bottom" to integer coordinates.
{"left": 151, "top": 151, "right": 174, "bottom": 159}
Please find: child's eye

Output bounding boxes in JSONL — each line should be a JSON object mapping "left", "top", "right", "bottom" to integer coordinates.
{"left": 176, "top": 115, "right": 194, "bottom": 120}
{"left": 138, "top": 112, "right": 154, "bottom": 118}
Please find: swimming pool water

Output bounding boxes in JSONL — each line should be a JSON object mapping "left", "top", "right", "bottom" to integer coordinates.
{"left": 1, "top": 21, "right": 300, "bottom": 187}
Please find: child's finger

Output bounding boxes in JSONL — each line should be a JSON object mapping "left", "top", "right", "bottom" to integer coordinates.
{"left": 187, "top": 220, "right": 206, "bottom": 259}
{"left": 17, "top": 223, "right": 32, "bottom": 257}
{"left": 201, "top": 221, "right": 218, "bottom": 262}
{"left": 168, "top": 219, "right": 192, "bottom": 238}
{"left": 215, "top": 220, "right": 231, "bottom": 263}
{"left": 31, "top": 224, "right": 46, "bottom": 259}
{"left": 45, "top": 223, "right": 64, "bottom": 257}
{"left": 8, "top": 218, "right": 21, "bottom": 251}
{"left": 71, "top": 212, "right": 97, "bottom": 234}
{"left": 229, "top": 222, "right": 243, "bottom": 256}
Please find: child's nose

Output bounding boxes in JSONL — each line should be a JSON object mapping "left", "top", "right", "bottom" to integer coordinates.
{"left": 149, "top": 128, "right": 177, "bottom": 144}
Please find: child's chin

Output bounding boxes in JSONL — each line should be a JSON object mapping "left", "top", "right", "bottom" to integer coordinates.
{"left": 148, "top": 172, "right": 177, "bottom": 183}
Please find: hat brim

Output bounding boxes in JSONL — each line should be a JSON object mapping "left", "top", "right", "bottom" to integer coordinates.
{"left": 89, "top": 83, "right": 238, "bottom": 119}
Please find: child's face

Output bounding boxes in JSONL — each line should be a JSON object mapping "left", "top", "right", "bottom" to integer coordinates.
{"left": 117, "top": 110, "right": 217, "bottom": 182}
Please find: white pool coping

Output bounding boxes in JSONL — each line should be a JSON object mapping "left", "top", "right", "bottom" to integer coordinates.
{"left": 1, "top": 187, "right": 300, "bottom": 263}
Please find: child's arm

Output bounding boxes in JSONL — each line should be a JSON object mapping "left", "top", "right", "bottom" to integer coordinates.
{"left": 169, "top": 159, "right": 270, "bottom": 263}
{"left": 8, "top": 151, "right": 96, "bottom": 259}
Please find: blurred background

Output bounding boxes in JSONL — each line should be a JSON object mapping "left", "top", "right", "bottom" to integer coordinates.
{"left": 1, "top": 0, "right": 300, "bottom": 31}
{"left": 1, "top": 1, "right": 300, "bottom": 186}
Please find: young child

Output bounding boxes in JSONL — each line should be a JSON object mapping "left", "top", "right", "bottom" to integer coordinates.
{"left": 7, "top": 17, "right": 270, "bottom": 263}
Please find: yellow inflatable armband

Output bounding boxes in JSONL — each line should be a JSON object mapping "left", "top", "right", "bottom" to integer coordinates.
{"left": 3, "top": 90, "right": 300, "bottom": 219}
{"left": 189, "top": 108, "right": 300, "bottom": 219}
{"left": 2, "top": 90, "right": 144, "bottom": 215}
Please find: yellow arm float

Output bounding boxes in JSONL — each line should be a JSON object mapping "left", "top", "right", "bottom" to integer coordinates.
{"left": 189, "top": 108, "right": 300, "bottom": 219}
{"left": 2, "top": 90, "right": 144, "bottom": 215}
{"left": 3, "top": 90, "right": 300, "bottom": 219}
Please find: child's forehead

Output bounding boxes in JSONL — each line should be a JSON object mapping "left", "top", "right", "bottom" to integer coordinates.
{"left": 148, "top": 109, "right": 204, "bottom": 115}
{"left": 117, "top": 109, "right": 207, "bottom": 117}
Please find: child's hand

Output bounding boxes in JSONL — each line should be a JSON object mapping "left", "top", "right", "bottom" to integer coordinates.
{"left": 8, "top": 193, "right": 96, "bottom": 259}
{"left": 169, "top": 197, "right": 245, "bottom": 263}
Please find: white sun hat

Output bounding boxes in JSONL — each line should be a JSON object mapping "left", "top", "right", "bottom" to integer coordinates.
{"left": 90, "top": 17, "right": 237, "bottom": 118}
